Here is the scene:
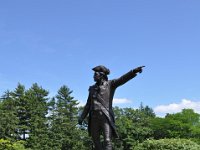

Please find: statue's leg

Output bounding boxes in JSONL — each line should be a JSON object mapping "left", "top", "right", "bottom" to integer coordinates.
{"left": 102, "top": 117, "right": 112, "bottom": 150}
{"left": 91, "top": 112, "right": 102, "bottom": 150}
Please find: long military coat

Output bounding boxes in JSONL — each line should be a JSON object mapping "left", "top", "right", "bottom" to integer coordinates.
{"left": 80, "top": 69, "right": 137, "bottom": 138}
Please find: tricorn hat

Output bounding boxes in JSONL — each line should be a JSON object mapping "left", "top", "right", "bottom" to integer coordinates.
{"left": 92, "top": 65, "right": 110, "bottom": 75}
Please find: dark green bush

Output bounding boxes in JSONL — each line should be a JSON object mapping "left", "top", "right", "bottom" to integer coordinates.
{"left": 133, "top": 138, "right": 200, "bottom": 150}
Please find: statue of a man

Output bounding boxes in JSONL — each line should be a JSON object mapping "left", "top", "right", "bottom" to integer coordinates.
{"left": 78, "top": 65, "right": 144, "bottom": 150}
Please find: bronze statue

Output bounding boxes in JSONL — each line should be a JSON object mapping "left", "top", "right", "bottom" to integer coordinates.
{"left": 78, "top": 65, "right": 145, "bottom": 150}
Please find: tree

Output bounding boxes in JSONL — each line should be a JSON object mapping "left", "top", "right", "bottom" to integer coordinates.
{"left": 25, "top": 83, "right": 50, "bottom": 149}
{"left": 149, "top": 117, "right": 185, "bottom": 139}
{"left": 165, "top": 109, "right": 200, "bottom": 140}
{"left": 166, "top": 109, "right": 200, "bottom": 126}
{"left": 113, "top": 105, "right": 155, "bottom": 149}
{"left": 0, "top": 91, "right": 18, "bottom": 140}
{"left": 11, "top": 83, "right": 30, "bottom": 140}
{"left": 139, "top": 103, "right": 155, "bottom": 118}
{"left": 49, "top": 85, "right": 87, "bottom": 150}
{"left": 150, "top": 109, "right": 200, "bottom": 140}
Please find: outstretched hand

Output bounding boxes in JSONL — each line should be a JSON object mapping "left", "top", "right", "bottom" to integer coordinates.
{"left": 134, "top": 66, "right": 145, "bottom": 73}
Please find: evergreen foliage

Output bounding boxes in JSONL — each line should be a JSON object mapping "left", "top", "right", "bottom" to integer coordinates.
{"left": 48, "top": 85, "right": 86, "bottom": 149}
{"left": 25, "top": 83, "right": 49, "bottom": 149}
{"left": 12, "top": 84, "right": 29, "bottom": 140}
{"left": 0, "top": 91, "right": 18, "bottom": 140}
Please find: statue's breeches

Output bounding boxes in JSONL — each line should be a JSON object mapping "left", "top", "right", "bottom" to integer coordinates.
{"left": 90, "top": 110, "right": 112, "bottom": 150}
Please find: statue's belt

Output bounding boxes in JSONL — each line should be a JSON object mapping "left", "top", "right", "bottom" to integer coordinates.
{"left": 91, "top": 96, "right": 115, "bottom": 122}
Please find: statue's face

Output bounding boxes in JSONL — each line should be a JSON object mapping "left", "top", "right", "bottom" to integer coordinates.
{"left": 93, "top": 72, "right": 102, "bottom": 82}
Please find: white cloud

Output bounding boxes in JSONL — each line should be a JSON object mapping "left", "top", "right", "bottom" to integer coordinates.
{"left": 154, "top": 99, "right": 200, "bottom": 114}
{"left": 113, "top": 98, "right": 132, "bottom": 104}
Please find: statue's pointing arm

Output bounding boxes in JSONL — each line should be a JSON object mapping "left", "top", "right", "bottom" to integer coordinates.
{"left": 111, "top": 66, "right": 145, "bottom": 88}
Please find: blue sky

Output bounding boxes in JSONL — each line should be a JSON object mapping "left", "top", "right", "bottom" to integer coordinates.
{"left": 0, "top": 1, "right": 200, "bottom": 116}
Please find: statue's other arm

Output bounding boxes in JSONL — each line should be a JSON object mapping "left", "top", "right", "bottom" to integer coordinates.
{"left": 111, "top": 66, "right": 145, "bottom": 88}
{"left": 78, "top": 94, "right": 91, "bottom": 125}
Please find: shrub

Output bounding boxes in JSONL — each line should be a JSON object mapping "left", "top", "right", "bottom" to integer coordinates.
{"left": 133, "top": 138, "right": 200, "bottom": 150}
{"left": 0, "top": 139, "right": 28, "bottom": 150}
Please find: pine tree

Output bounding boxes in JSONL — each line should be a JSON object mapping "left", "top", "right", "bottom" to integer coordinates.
{"left": 0, "top": 91, "right": 19, "bottom": 140}
{"left": 25, "top": 83, "right": 50, "bottom": 149}
{"left": 11, "top": 83, "right": 30, "bottom": 140}
{"left": 49, "top": 85, "right": 86, "bottom": 150}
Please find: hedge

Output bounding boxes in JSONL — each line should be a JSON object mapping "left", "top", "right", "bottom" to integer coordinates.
{"left": 133, "top": 138, "right": 200, "bottom": 150}
{"left": 0, "top": 139, "right": 28, "bottom": 150}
